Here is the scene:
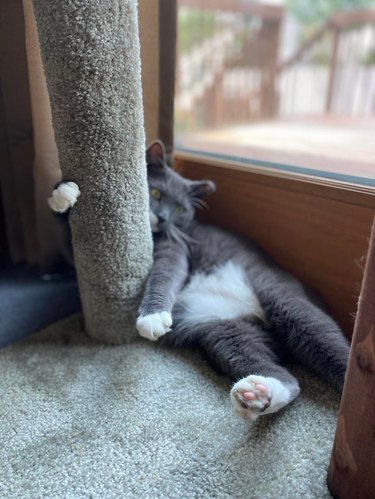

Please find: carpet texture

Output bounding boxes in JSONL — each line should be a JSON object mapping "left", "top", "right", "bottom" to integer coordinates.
{"left": 1, "top": 315, "right": 338, "bottom": 498}
{"left": 31, "top": 0, "right": 153, "bottom": 343}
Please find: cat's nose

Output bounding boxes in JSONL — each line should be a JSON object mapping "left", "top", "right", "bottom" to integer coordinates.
{"left": 158, "top": 215, "right": 167, "bottom": 224}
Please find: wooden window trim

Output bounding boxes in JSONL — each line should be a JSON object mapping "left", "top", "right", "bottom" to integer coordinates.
{"left": 174, "top": 150, "right": 375, "bottom": 338}
{"left": 175, "top": 150, "right": 375, "bottom": 208}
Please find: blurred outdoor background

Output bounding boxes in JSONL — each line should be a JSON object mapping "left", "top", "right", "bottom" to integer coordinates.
{"left": 174, "top": 0, "right": 375, "bottom": 182}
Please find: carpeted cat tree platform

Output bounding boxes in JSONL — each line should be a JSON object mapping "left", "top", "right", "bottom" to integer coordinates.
{"left": 0, "top": 1, "right": 339, "bottom": 497}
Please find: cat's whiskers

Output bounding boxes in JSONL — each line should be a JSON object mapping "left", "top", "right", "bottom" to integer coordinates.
{"left": 168, "top": 226, "right": 187, "bottom": 248}
{"left": 168, "top": 225, "right": 199, "bottom": 247}
{"left": 191, "top": 197, "right": 208, "bottom": 210}
{"left": 166, "top": 229, "right": 174, "bottom": 246}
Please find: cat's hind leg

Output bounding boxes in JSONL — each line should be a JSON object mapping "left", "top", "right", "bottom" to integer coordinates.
{"left": 205, "top": 319, "right": 300, "bottom": 421}
{"left": 258, "top": 283, "right": 350, "bottom": 391}
{"left": 168, "top": 317, "right": 300, "bottom": 421}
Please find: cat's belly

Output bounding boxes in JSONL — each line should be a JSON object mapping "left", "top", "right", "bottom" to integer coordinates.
{"left": 173, "top": 260, "right": 265, "bottom": 327}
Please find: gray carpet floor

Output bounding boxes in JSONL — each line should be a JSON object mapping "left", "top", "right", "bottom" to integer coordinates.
{"left": 0, "top": 314, "right": 339, "bottom": 498}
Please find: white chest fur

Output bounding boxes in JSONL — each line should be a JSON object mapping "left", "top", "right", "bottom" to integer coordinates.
{"left": 174, "top": 260, "right": 265, "bottom": 327}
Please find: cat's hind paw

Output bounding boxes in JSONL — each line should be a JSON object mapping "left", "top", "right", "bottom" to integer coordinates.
{"left": 231, "top": 376, "right": 272, "bottom": 421}
{"left": 136, "top": 311, "right": 172, "bottom": 341}
{"left": 48, "top": 181, "right": 80, "bottom": 213}
{"left": 231, "top": 374, "right": 297, "bottom": 422}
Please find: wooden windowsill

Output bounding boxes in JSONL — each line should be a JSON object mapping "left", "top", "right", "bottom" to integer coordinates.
{"left": 176, "top": 149, "right": 375, "bottom": 208}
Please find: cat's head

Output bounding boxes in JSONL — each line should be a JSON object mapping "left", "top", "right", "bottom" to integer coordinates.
{"left": 146, "top": 141, "right": 215, "bottom": 237}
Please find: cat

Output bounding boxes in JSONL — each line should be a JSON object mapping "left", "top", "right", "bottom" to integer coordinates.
{"left": 50, "top": 140, "right": 350, "bottom": 422}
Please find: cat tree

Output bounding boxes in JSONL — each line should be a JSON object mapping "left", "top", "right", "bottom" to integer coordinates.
{"left": 32, "top": 0, "right": 153, "bottom": 343}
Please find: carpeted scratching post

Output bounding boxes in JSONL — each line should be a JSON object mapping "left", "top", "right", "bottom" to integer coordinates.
{"left": 31, "top": 0, "right": 153, "bottom": 343}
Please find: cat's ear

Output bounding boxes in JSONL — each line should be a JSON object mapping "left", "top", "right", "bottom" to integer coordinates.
{"left": 146, "top": 140, "right": 167, "bottom": 169}
{"left": 187, "top": 180, "right": 216, "bottom": 199}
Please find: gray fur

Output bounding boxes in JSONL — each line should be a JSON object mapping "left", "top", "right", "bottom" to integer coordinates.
{"left": 141, "top": 142, "right": 350, "bottom": 393}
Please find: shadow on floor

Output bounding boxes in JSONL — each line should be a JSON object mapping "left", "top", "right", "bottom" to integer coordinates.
{"left": 0, "top": 259, "right": 81, "bottom": 347}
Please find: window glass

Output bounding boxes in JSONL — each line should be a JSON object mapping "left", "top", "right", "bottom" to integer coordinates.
{"left": 175, "top": 0, "right": 375, "bottom": 185}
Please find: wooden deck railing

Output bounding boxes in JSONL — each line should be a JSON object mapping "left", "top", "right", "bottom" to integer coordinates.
{"left": 176, "top": 2, "right": 375, "bottom": 129}
{"left": 278, "top": 8, "right": 375, "bottom": 113}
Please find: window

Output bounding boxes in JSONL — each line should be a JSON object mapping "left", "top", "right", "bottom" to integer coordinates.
{"left": 175, "top": 0, "right": 375, "bottom": 185}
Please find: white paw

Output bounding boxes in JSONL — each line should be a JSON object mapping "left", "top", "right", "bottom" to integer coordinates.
{"left": 231, "top": 376, "right": 272, "bottom": 421}
{"left": 48, "top": 181, "right": 80, "bottom": 213}
{"left": 136, "top": 311, "right": 172, "bottom": 341}
{"left": 231, "top": 375, "right": 295, "bottom": 422}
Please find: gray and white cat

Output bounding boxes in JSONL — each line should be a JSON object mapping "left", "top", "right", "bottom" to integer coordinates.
{"left": 50, "top": 141, "right": 350, "bottom": 422}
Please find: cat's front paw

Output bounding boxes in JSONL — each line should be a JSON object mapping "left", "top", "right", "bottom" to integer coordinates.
{"left": 48, "top": 181, "right": 80, "bottom": 213}
{"left": 136, "top": 311, "right": 172, "bottom": 341}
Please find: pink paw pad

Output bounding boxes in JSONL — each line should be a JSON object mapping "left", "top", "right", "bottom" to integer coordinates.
{"left": 242, "top": 383, "right": 268, "bottom": 401}
{"left": 231, "top": 379, "right": 272, "bottom": 420}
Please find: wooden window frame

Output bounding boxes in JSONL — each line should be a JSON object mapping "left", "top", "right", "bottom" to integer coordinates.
{"left": 175, "top": 150, "right": 375, "bottom": 338}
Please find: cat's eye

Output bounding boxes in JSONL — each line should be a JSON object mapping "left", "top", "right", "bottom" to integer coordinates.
{"left": 174, "top": 205, "right": 185, "bottom": 214}
{"left": 150, "top": 187, "right": 161, "bottom": 200}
